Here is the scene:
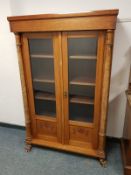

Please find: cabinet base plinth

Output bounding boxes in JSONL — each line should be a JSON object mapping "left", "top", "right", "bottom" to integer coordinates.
{"left": 31, "top": 138, "right": 105, "bottom": 159}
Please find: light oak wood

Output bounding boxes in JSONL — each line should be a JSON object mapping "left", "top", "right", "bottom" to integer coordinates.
{"left": 8, "top": 9, "right": 118, "bottom": 160}
{"left": 21, "top": 33, "right": 62, "bottom": 143}
{"left": 31, "top": 54, "right": 53, "bottom": 59}
{"left": 70, "top": 77, "right": 96, "bottom": 86}
{"left": 69, "top": 55, "right": 97, "bottom": 60}
{"left": 61, "top": 32, "right": 69, "bottom": 144}
{"left": 67, "top": 31, "right": 98, "bottom": 38}
{"left": 98, "top": 30, "right": 114, "bottom": 157}
{"left": 8, "top": 16, "right": 117, "bottom": 32}
{"left": 36, "top": 116, "right": 56, "bottom": 122}
{"left": 7, "top": 10, "right": 118, "bottom": 32}
{"left": 92, "top": 31, "right": 105, "bottom": 149}
{"left": 33, "top": 78, "right": 55, "bottom": 83}
{"left": 35, "top": 91, "right": 55, "bottom": 101}
{"left": 36, "top": 119, "right": 57, "bottom": 141}
{"left": 53, "top": 32, "right": 63, "bottom": 143}
{"left": 22, "top": 35, "right": 38, "bottom": 137}
{"left": 69, "top": 120, "right": 93, "bottom": 128}
{"left": 15, "top": 34, "right": 32, "bottom": 147}
{"left": 70, "top": 95, "right": 94, "bottom": 105}
{"left": 31, "top": 138, "right": 100, "bottom": 158}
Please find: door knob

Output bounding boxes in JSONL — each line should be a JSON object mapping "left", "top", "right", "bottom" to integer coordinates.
{"left": 64, "top": 92, "right": 68, "bottom": 98}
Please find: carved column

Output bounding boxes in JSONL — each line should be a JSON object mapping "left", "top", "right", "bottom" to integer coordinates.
{"left": 98, "top": 30, "right": 114, "bottom": 158}
{"left": 15, "top": 34, "right": 32, "bottom": 150}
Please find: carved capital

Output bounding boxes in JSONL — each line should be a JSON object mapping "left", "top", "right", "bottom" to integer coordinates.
{"left": 106, "top": 29, "right": 114, "bottom": 46}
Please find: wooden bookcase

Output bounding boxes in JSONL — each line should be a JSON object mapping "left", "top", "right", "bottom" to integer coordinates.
{"left": 7, "top": 9, "right": 118, "bottom": 165}
{"left": 122, "top": 67, "right": 131, "bottom": 175}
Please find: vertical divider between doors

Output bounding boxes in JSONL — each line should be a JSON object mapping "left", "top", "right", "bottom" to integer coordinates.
{"left": 53, "top": 32, "right": 63, "bottom": 143}
{"left": 61, "top": 32, "right": 70, "bottom": 144}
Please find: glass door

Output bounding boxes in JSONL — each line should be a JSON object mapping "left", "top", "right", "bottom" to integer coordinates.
{"left": 62, "top": 31, "right": 105, "bottom": 148}
{"left": 22, "top": 33, "right": 62, "bottom": 142}
{"left": 29, "top": 37, "right": 56, "bottom": 117}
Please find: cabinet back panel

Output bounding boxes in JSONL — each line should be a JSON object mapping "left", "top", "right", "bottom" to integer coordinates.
{"left": 68, "top": 38, "right": 97, "bottom": 55}
{"left": 69, "top": 86, "right": 95, "bottom": 98}
{"left": 31, "top": 59, "right": 55, "bottom": 80}
{"left": 69, "top": 103, "right": 94, "bottom": 123}
{"left": 29, "top": 39, "right": 53, "bottom": 54}
{"left": 35, "top": 100, "right": 56, "bottom": 117}
{"left": 69, "top": 60, "right": 97, "bottom": 81}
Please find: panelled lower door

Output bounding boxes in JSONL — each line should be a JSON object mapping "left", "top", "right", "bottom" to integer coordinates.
{"left": 22, "top": 32, "right": 62, "bottom": 143}
{"left": 62, "top": 31, "right": 105, "bottom": 149}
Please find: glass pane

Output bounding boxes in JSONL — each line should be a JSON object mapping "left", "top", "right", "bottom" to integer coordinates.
{"left": 68, "top": 36, "right": 98, "bottom": 123}
{"left": 69, "top": 104, "right": 94, "bottom": 123}
{"left": 29, "top": 38, "right": 56, "bottom": 118}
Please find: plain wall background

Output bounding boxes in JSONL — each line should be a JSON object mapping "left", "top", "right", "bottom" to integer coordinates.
{"left": 0, "top": 0, "right": 131, "bottom": 137}
{"left": 0, "top": 0, "right": 25, "bottom": 125}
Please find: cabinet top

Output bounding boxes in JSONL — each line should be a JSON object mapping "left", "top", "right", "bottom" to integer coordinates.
{"left": 7, "top": 9, "right": 118, "bottom": 21}
{"left": 7, "top": 9, "right": 119, "bottom": 32}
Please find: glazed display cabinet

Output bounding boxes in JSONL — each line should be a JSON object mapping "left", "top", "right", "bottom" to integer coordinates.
{"left": 7, "top": 9, "right": 118, "bottom": 165}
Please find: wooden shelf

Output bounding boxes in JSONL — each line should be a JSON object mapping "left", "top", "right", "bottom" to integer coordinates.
{"left": 31, "top": 54, "right": 53, "bottom": 59}
{"left": 37, "top": 111, "right": 56, "bottom": 117}
{"left": 70, "top": 95, "right": 94, "bottom": 105}
{"left": 35, "top": 91, "right": 55, "bottom": 101}
{"left": 33, "top": 77, "right": 55, "bottom": 83}
{"left": 70, "top": 77, "right": 95, "bottom": 86}
{"left": 69, "top": 55, "right": 97, "bottom": 60}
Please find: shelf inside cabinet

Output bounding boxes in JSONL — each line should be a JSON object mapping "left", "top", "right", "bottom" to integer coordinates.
{"left": 37, "top": 111, "right": 56, "bottom": 117}
{"left": 35, "top": 91, "right": 55, "bottom": 101}
{"left": 69, "top": 55, "right": 97, "bottom": 60}
{"left": 33, "top": 77, "right": 55, "bottom": 84}
{"left": 70, "top": 95, "right": 94, "bottom": 105}
{"left": 70, "top": 77, "right": 95, "bottom": 86}
{"left": 30, "top": 54, "right": 54, "bottom": 59}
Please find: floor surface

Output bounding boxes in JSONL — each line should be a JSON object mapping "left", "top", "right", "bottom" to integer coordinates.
{"left": 0, "top": 126, "right": 123, "bottom": 175}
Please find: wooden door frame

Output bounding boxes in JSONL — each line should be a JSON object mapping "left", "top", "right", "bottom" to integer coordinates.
{"left": 61, "top": 31, "right": 105, "bottom": 147}
{"left": 21, "top": 32, "right": 62, "bottom": 142}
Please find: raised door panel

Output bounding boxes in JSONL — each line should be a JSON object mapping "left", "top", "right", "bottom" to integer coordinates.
{"left": 22, "top": 32, "right": 62, "bottom": 143}
{"left": 62, "top": 31, "right": 105, "bottom": 149}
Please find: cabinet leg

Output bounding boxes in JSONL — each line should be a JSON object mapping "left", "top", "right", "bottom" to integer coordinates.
{"left": 99, "top": 158, "right": 107, "bottom": 168}
{"left": 25, "top": 143, "right": 32, "bottom": 152}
